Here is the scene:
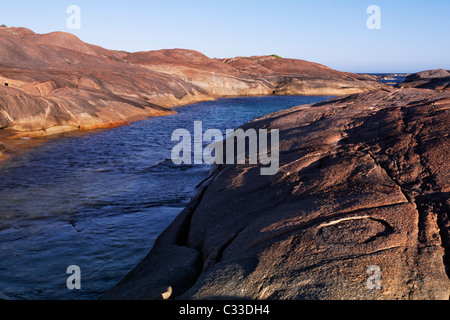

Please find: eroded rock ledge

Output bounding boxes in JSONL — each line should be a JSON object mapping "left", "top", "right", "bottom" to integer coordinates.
{"left": 400, "top": 69, "right": 450, "bottom": 91}
{"left": 103, "top": 88, "right": 450, "bottom": 300}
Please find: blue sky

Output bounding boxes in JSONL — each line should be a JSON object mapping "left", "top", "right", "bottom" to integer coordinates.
{"left": 1, "top": 0, "right": 449, "bottom": 73}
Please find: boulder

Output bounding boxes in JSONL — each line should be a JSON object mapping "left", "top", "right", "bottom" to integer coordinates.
{"left": 401, "top": 69, "right": 450, "bottom": 91}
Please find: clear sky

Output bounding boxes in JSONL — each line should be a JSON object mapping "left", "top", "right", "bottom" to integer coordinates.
{"left": 1, "top": 0, "right": 449, "bottom": 73}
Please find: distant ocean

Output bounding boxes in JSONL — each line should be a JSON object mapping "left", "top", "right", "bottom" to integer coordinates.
{"left": 362, "top": 73, "right": 408, "bottom": 86}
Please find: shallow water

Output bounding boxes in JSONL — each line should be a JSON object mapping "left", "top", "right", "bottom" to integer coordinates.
{"left": 0, "top": 95, "right": 333, "bottom": 300}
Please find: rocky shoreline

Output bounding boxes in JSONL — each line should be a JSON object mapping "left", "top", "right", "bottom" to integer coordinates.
{"left": 103, "top": 87, "right": 450, "bottom": 300}
{"left": 1, "top": 27, "right": 450, "bottom": 300}
{"left": 0, "top": 27, "right": 385, "bottom": 160}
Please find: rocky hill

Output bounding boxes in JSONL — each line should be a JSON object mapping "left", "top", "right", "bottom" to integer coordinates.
{"left": 0, "top": 27, "right": 385, "bottom": 142}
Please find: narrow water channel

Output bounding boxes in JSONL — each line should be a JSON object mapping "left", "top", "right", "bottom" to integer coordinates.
{"left": 0, "top": 95, "right": 333, "bottom": 300}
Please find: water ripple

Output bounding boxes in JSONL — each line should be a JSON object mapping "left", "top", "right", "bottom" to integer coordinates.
{"left": 0, "top": 95, "right": 333, "bottom": 299}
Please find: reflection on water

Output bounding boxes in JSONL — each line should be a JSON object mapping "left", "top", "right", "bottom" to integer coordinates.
{"left": 0, "top": 95, "right": 333, "bottom": 299}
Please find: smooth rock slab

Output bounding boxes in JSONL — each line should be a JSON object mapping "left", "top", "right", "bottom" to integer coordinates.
{"left": 106, "top": 88, "right": 450, "bottom": 300}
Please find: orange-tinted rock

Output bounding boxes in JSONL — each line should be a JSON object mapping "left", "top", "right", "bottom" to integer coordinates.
{"left": 129, "top": 50, "right": 385, "bottom": 97}
{"left": 0, "top": 27, "right": 385, "bottom": 143}
{"left": 103, "top": 88, "right": 450, "bottom": 300}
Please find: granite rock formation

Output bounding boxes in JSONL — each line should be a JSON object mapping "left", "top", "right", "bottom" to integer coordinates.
{"left": 103, "top": 88, "right": 450, "bottom": 300}
{"left": 129, "top": 51, "right": 384, "bottom": 96}
{"left": 0, "top": 27, "right": 384, "bottom": 143}
{"left": 400, "top": 69, "right": 450, "bottom": 91}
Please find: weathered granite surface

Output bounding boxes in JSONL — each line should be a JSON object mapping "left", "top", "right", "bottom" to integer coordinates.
{"left": 0, "top": 27, "right": 384, "bottom": 142}
{"left": 103, "top": 88, "right": 450, "bottom": 300}
{"left": 400, "top": 69, "right": 450, "bottom": 91}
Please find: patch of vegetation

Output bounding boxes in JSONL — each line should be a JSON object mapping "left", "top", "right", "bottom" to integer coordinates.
{"left": 271, "top": 54, "right": 282, "bottom": 59}
{"left": 0, "top": 24, "right": 7, "bottom": 28}
{"left": 115, "top": 50, "right": 131, "bottom": 55}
